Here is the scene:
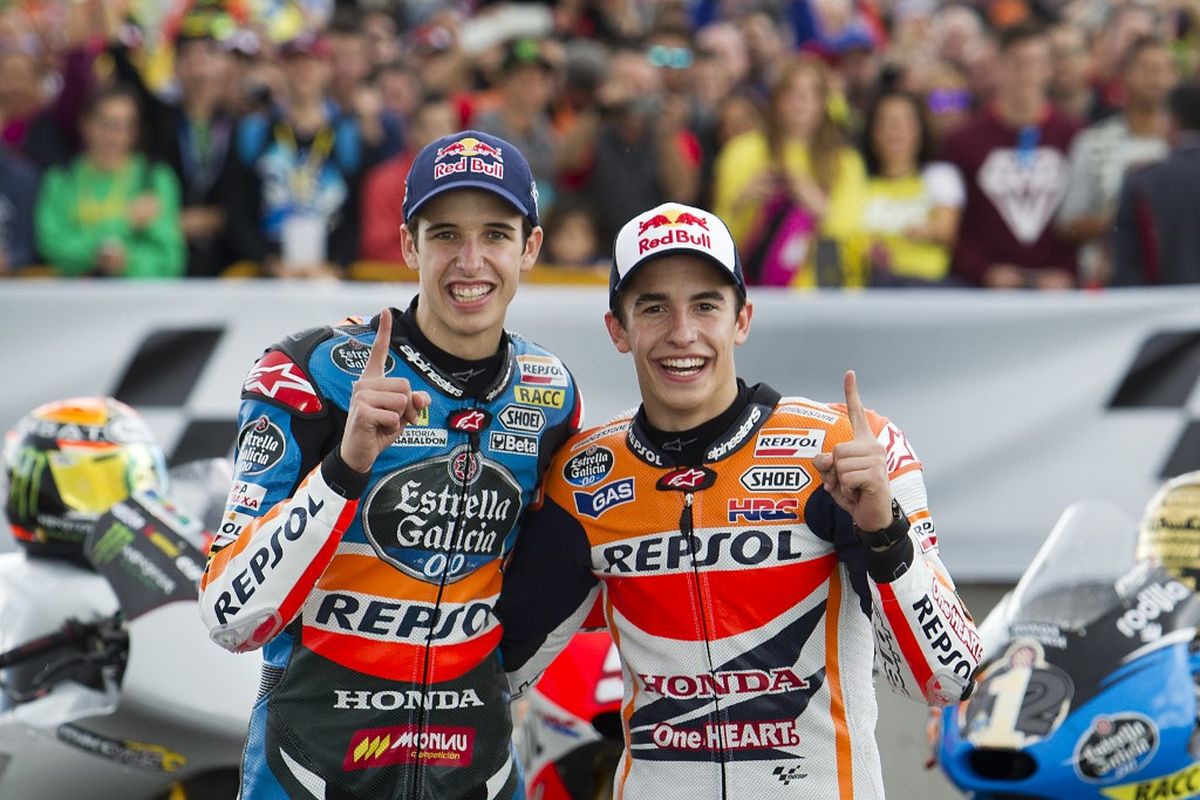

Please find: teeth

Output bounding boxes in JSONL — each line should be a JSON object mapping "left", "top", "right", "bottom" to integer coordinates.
{"left": 661, "top": 357, "right": 705, "bottom": 375}
{"left": 450, "top": 284, "right": 491, "bottom": 302}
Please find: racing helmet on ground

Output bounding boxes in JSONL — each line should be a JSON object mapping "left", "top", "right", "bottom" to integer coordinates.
{"left": 3, "top": 397, "right": 167, "bottom": 564}
{"left": 1136, "top": 470, "right": 1200, "bottom": 590}
{"left": 518, "top": 630, "right": 625, "bottom": 800}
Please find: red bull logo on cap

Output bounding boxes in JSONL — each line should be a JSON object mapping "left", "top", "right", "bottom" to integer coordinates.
{"left": 637, "top": 206, "right": 713, "bottom": 255}
{"left": 434, "top": 137, "right": 505, "bottom": 181}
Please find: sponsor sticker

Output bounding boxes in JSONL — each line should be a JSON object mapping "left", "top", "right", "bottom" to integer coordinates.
{"left": 57, "top": 725, "right": 187, "bottom": 773}
{"left": 739, "top": 466, "right": 810, "bottom": 493}
{"left": 433, "top": 135, "right": 505, "bottom": 181}
{"left": 517, "top": 354, "right": 569, "bottom": 387}
{"left": 573, "top": 478, "right": 635, "bottom": 519}
{"left": 650, "top": 720, "right": 801, "bottom": 751}
{"left": 344, "top": 725, "right": 475, "bottom": 770}
{"left": 362, "top": 453, "right": 520, "bottom": 583}
{"left": 236, "top": 416, "right": 286, "bottom": 476}
{"left": 228, "top": 481, "right": 267, "bottom": 512}
{"left": 488, "top": 431, "right": 537, "bottom": 457}
{"left": 331, "top": 338, "right": 396, "bottom": 375}
{"left": 1099, "top": 762, "right": 1200, "bottom": 800}
{"left": 242, "top": 351, "right": 323, "bottom": 414}
{"left": 392, "top": 428, "right": 449, "bottom": 448}
{"left": 498, "top": 404, "right": 546, "bottom": 434}
{"left": 754, "top": 429, "right": 826, "bottom": 458}
{"left": 563, "top": 447, "right": 614, "bottom": 487}
{"left": 728, "top": 498, "right": 799, "bottom": 523}
{"left": 656, "top": 467, "right": 717, "bottom": 492}
{"left": 448, "top": 409, "right": 491, "bottom": 433}
{"left": 514, "top": 385, "right": 566, "bottom": 409}
{"left": 334, "top": 688, "right": 484, "bottom": 711}
{"left": 879, "top": 422, "right": 920, "bottom": 473}
{"left": 1075, "top": 713, "right": 1159, "bottom": 783}
{"left": 599, "top": 528, "right": 804, "bottom": 574}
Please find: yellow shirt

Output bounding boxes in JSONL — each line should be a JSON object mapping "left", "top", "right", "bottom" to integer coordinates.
{"left": 861, "top": 171, "right": 957, "bottom": 282}
{"left": 712, "top": 130, "right": 867, "bottom": 287}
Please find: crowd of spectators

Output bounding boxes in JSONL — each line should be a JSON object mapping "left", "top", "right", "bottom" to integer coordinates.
{"left": 1, "top": 0, "right": 1199, "bottom": 287}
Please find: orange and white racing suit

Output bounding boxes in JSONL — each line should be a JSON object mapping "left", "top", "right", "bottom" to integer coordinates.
{"left": 497, "top": 383, "right": 981, "bottom": 799}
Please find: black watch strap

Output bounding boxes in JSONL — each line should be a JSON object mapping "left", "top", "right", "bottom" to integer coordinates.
{"left": 853, "top": 498, "right": 910, "bottom": 550}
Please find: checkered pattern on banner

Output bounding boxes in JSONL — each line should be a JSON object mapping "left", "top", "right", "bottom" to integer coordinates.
{"left": 1109, "top": 330, "right": 1200, "bottom": 477}
{"left": 112, "top": 327, "right": 239, "bottom": 467}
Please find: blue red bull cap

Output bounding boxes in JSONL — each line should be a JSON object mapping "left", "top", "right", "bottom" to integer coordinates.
{"left": 402, "top": 130, "right": 539, "bottom": 227}
{"left": 610, "top": 203, "right": 745, "bottom": 310}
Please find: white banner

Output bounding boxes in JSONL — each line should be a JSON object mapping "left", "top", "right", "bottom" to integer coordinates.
{"left": 0, "top": 282, "right": 1192, "bottom": 579}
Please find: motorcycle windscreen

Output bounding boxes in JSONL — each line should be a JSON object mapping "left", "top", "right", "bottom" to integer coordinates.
{"left": 83, "top": 489, "right": 208, "bottom": 621}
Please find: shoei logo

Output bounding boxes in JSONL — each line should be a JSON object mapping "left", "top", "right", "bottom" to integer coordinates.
{"left": 433, "top": 136, "right": 504, "bottom": 180}
{"left": 739, "top": 467, "right": 810, "bottom": 493}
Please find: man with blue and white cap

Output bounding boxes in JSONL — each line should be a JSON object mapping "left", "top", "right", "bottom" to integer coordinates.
{"left": 200, "top": 130, "right": 583, "bottom": 799}
{"left": 499, "top": 202, "right": 979, "bottom": 799}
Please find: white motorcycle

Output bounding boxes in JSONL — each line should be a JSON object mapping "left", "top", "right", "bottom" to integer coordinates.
{"left": 0, "top": 460, "right": 259, "bottom": 799}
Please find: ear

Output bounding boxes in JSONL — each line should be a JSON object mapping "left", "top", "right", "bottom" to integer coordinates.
{"left": 733, "top": 299, "right": 753, "bottom": 346}
{"left": 400, "top": 224, "right": 419, "bottom": 272}
{"left": 520, "top": 225, "right": 544, "bottom": 272}
{"left": 604, "top": 310, "right": 631, "bottom": 354}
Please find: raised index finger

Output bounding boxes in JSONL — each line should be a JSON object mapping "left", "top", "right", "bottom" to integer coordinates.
{"left": 364, "top": 309, "right": 393, "bottom": 379}
{"left": 844, "top": 370, "right": 871, "bottom": 438}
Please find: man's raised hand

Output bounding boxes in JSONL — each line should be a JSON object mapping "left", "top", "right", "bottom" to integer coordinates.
{"left": 339, "top": 309, "right": 432, "bottom": 473}
{"left": 812, "top": 371, "right": 893, "bottom": 531}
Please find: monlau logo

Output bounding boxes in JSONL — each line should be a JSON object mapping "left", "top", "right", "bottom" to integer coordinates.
{"left": 333, "top": 688, "right": 484, "bottom": 710}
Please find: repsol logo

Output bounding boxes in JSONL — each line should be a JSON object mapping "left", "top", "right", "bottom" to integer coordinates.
{"left": 912, "top": 594, "right": 974, "bottom": 680}
{"left": 212, "top": 494, "right": 325, "bottom": 625}
{"left": 314, "top": 593, "right": 494, "bottom": 642}
{"left": 333, "top": 688, "right": 484, "bottom": 710}
{"left": 601, "top": 529, "right": 804, "bottom": 573}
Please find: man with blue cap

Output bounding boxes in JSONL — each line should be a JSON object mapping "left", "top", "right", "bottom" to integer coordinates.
{"left": 200, "top": 130, "right": 583, "bottom": 799}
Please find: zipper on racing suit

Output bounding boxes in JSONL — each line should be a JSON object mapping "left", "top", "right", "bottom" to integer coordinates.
{"left": 681, "top": 491, "right": 729, "bottom": 799}
{"left": 409, "top": 415, "right": 480, "bottom": 799}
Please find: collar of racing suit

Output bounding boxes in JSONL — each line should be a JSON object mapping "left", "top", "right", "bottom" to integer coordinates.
{"left": 628, "top": 380, "right": 780, "bottom": 467}
{"left": 382, "top": 299, "right": 515, "bottom": 400}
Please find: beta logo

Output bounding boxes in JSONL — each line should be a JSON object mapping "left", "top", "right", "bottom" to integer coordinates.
{"left": 517, "top": 354, "right": 568, "bottom": 387}
{"left": 488, "top": 431, "right": 537, "bottom": 457}
{"left": 573, "top": 478, "right": 635, "bottom": 519}
{"left": 498, "top": 404, "right": 546, "bottom": 434}
{"left": 728, "top": 498, "right": 799, "bottom": 522}
{"left": 754, "top": 429, "right": 826, "bottom": 458}
{"left": 514, "top": 385, "right": 566, "bottom": 409}
{"left": 739, "top": 467, "right": 810, "bottom": 493}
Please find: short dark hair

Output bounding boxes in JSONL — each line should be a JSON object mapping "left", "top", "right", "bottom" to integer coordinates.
{"left": 998, "top": 21, "right": 1046, "bottom": 53}
{"left": 1169, "top": 82, "right": 1200, "bottom": 132}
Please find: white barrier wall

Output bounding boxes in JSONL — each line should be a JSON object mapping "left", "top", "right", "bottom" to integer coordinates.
{"left": 1, "top": 282, "right": 1193, "bottom": 579}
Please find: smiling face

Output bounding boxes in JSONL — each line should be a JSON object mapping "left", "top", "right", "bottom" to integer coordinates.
{"left": 401, "top": 189, "right": 541, "bottom": 360}
{"left": 606, "top": 255, "right": 752, "bottom": 432}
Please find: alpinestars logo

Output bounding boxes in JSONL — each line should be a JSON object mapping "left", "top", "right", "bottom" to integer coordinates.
{"left": 242, "top": 351, "right": 323, "bottom": 414}
{"left": 399, "top": 344, "right": 463, "bottom": 397}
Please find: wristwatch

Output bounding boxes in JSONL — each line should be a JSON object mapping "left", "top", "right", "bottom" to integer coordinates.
{"left": 853, "top": 498, "right": 910, "bottom": 550}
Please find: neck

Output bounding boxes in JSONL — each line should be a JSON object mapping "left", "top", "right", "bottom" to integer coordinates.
{"left": 997, "top": 96, "right": 1044, "bottom": 127}
{"left": 643, "top": 380, "right": 740, "bottom": 432}
{"left": 414, "top": 302, "right": 501, "bottom": 361}
{"left": 183, "top": 90, "right": 219, "bottom": 121}
{"left": 880, "top": 158, "right": 916, "bottom": 178}
{"left": 288, "top": 97, "right": 327, "bottom": 132}
{"left": 86, "top": 153, "right": 131, "bottom": 172}
{"left": 1125, "top": 104, "right": 1166, "bottom": 136}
